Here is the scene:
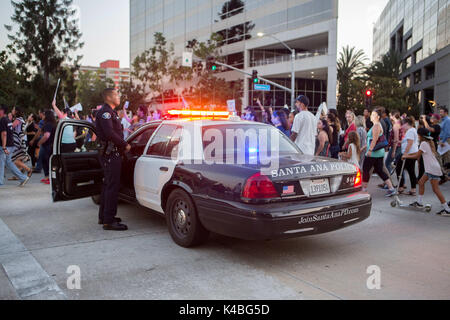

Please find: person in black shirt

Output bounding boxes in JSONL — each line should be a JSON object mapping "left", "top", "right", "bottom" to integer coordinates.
{"left": 422, "top": 114, "right": 441, "bottom": 149}
{"left": 327, "top": 113, "right": 340, "bottom": 159}
{"left": 37, "top": 110, "right": 56, "bottom": 184}
{"left": 25, "top": 114, "right": 39, "bottom": 168}
{"left": 364, "top": 108, "right": 373, "bottom": 132}
{"left": 0, "top": 104, "right": 29, "bottom": 186}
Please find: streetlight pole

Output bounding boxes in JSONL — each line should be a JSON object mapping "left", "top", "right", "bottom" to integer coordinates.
{"left": 258, "top": 32, "right": 296, "bottom": 108}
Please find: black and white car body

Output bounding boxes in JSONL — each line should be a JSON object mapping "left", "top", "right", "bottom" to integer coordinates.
{"left": 50, "top": 116, "right": 372, "bottom": 247}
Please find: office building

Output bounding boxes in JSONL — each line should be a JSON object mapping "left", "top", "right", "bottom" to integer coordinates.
{"left": 77, "top": 60, "right": 131, "bottom": 89}
{"left": 373, "top": 0, "right": 450, "bottom": 113}
{"left": 130, "top": 0, "right": 339, "bottom": 110}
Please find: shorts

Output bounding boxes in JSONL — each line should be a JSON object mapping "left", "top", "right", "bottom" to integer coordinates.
{"left": 425, "top": 173, "right": 442, "bottom": 180}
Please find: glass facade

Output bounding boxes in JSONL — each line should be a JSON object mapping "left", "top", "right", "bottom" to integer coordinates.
{"left": 373, "top": 0, "right": 450, "bottom": 62}
{"left": 373, "top": 0, "right": 450, "bottom": 114}
{"left": 249, "top": 78, "right": 327, "bottom": 111}
{"left": 131, "top": 0, "right": 336, "bottom": 61}
{"left": 130, "top": 0, "right": 338, "bottom": 109}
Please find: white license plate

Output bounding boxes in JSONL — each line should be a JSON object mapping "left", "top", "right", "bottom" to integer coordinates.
{"left": 309, "top": 179, "right": 330, "bottom": 196}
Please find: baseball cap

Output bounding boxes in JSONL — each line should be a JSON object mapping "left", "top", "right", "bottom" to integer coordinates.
{"left": 417, "top": 128, "right": 433, "bottom": 140}
{"left": 296, "top": 95, "right": 310, "bottom": 107}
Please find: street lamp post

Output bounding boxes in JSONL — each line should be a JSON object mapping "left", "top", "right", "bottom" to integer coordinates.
{"left": 258, "top": 32, "right": 296, "bottom": 109}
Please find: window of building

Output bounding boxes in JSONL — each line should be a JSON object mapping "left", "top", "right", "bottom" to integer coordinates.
{"left": 405, "top": 36, "right": 412, "bottom": 51}
{"left": 425, "top": 63, "right": 435, "bottom": 81}
{"left": 405, "top": 56, "right": 412, "bottom": 69}
{"left": 414, "top": 48, "right": 423, "bottom": 64}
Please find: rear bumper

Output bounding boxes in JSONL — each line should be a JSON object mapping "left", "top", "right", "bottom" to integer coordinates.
{"left": 195, "top": 192, "right": 372, "bottom": 240}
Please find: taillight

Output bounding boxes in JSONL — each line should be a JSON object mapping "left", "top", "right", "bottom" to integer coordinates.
{"left": 242, "top": 172, "right": 279, "bottom": 199}
{"left": 354, "top": 167, "right": 362, "bottom": 188}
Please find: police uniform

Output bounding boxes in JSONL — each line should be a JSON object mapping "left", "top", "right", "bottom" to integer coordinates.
{"left": 95, "top": 103, "right": 128, "bottom": 225}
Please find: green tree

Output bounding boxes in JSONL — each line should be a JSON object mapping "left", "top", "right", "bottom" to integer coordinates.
{"left": 337, "top": 46, "right": 368, "bottom": 114}
{"left": 0, "top": 50, "right": 35, "bottom": 110}
{"left": 366, "top": 50, "right": 413, "bottom": 115}
{"left": 119, "top": 79, "right": 146, "bottom": 111}
{"left": 5, "top": 0, "right": 83, "bottom": 106}
{"left": 187, "top": 33, "right": 243, "bottom": 109}
{"left": 132, "top": 32, "right": 192, "bottom": 105}
{"left": 76, "top": 70, "right": 114, "bottom": 109}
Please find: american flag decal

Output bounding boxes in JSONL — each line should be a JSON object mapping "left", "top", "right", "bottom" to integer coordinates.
{"left": 283, "top": 185, "right": 295, "bottom": 194}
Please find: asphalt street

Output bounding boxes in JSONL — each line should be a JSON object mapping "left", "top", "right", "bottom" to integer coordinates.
{"left": 1, "top": 171, "right": 449, "bottom": 300}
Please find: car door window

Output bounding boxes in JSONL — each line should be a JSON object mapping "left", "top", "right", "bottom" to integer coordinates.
{"left": 146, "top": 125, "right": 178, "bottom": 157}
{"left": 59, "top": 123, "right": 100, "bottom": 153}
{"left": 164, "top": 127, "right": 182, "bottom": 159}
{"left": 129, "top": 125, "right": 159, "bottom": 156}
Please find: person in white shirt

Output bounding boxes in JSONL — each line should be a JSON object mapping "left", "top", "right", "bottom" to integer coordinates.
{"left": 403, "top": 128, "right": 449, "bottom": 216}
{"left": 396, "top": 117, "right": 419, "bottom": 195}
{"left": 119, "top": 110, "right": 131, "bottom": 139}
{"left": 339, "top": 131, "right": 360, "bottom": 168}
{"left": 290, "top": 95, "right": 316, "bottom": 156}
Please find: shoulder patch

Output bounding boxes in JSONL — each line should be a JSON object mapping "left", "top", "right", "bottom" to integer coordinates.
{"left": 102, "top": 112, "right": 111, "bottom": 120}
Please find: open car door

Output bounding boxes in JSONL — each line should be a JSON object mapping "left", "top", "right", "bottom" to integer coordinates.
{"left": 50, "top": 120, "right": 104, "bottom": 202}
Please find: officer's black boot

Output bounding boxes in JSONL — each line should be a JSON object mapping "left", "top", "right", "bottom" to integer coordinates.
{"left": 103, "top": 221, "right": 128, "bottom": 231}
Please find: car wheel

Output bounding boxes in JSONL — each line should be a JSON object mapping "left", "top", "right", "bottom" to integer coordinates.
{"left": 165, "top": 189, "right": 209, "bottom": 247}
{"left": 91, "top": 194, "right": 101, "bottom": 205}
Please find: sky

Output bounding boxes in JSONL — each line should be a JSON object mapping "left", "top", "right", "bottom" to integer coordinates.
{"left": 0, "top": 0, "right": 389, "bottom": 68}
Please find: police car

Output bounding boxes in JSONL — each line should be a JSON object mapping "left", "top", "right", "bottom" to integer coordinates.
{"left": 50, "top": 110, "right": 372, "bottom": 247}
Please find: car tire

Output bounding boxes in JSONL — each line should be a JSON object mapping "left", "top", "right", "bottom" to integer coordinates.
{"left": 91, "top": 194, "right": 101, "bottom": 205}
{"left": 165, "top": 189, "right": 209, "bottom": 247}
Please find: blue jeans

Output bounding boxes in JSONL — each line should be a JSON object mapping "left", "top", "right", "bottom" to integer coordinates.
{"left": 0, "top": 147, "right": 28, "bottom": 185}
{"left": 41, "top": 144, "right": 52, "bottom": 177}
{"left": 34, "top": 143, "right": 45, "bottom": 172}
{"left": 385, "top": 147, "right": 401, "bottom": 174}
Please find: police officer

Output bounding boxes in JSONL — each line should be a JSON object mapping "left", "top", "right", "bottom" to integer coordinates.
{"left": 96, "top": 88, "right": 131, "bottom": 231}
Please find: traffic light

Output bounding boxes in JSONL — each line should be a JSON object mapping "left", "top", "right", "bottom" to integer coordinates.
{"left": 252, "top": 70, "right": 259, "bottom": 84}
{"left": 206, "top": 56, "right": 217, "bottom": 71}
{"left": 365, "top": 89, "right": 373, "bottom": 108}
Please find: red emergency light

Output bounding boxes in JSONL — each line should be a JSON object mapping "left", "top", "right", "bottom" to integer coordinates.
{"left": 167, "top": 109, "right": 230, "bottom": 119}
{"left": 365, "top": 90, "right": 372, "bottom": 97}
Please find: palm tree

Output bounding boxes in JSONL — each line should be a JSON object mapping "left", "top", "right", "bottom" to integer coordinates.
{"left": 366, "top": 50, "right": 402, "bottom": 78}
{"left": 337, "top": 46, "right": 368, "bottom": 112}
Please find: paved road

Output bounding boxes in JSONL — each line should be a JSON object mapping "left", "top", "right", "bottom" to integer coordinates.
{"left": 1, "top": 172, "right": 449, "bottom": 300}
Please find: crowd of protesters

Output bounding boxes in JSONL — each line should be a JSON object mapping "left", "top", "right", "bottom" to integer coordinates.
{"left": 0, "top": 101, "right": 162, "bottom": 187}
{"left": 1, "top": 95, "right": 449, "bottom": 215}
{"left": 241, "top": 97, "right": 449, "bottom": 216}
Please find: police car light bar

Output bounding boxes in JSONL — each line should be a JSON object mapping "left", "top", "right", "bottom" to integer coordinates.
{"left": 167, "top": 110, "right": 230, "bottom": 118}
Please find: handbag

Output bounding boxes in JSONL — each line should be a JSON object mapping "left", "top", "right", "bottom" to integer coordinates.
{"left": 370, "top": 134, "right": 388, "bottom": 151}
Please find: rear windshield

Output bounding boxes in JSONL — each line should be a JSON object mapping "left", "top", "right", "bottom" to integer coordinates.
{"left": 201, "top": 124, "right": 300, "bottom": 165}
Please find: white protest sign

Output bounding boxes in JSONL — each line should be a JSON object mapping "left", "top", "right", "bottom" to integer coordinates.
{"left": 182, "top": 52, "right": 193, "bottom": 68}
{"left": 227, "top": 100, "right": 236, "bottom": 113}
{"left": 70, "top": 103, "right": 83, "bottom": 113}
{"left": 53, "top": 78, "right": 61, "bottom": 102}
{"left": 315, "top": 102, "right": 328, "bottom": 124}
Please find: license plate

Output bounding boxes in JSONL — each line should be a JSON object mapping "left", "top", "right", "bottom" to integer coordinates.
{"left": 309, "top": 179, "right": 330, "bottom": 196}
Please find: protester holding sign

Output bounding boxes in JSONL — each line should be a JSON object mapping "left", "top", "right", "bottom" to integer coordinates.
{"left": 52, "top": 100, "right": 77, "bottom": 153}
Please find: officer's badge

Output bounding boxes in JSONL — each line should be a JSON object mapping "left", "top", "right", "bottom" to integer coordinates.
{"left": 102, "top": 113, "right": 111, "bottom": 120}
